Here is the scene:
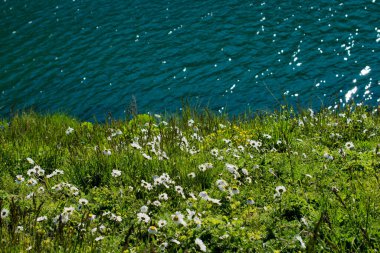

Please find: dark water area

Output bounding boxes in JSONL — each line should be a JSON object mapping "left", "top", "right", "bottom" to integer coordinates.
{"left": 1, "top": 0, "right": 379, "bottom": 121}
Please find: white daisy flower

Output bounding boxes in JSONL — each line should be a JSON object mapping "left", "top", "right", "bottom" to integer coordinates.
{"left": 171, "top": 211, "right": 187, "bottom": 226}
{"left": 345, "top": 141, "right": 354, "bottom": 150}
{"left": 137, "top": 213, "right": 150, "bottom": 223}
{"left": 247, "top": 198, "right": 255, "bottom": 205}
{"left": 27, "top": 178, "right": 38, "bottom": 186}
{"left": 152, "top": 200, "right": 161, "bottom": 207}
{"left": 230, "top": 186, "right": 239, "bottom": 195}
{"left": 158, "top": 219, "right": 167, "bottom": 227}
{"left": 158, "top": 193, "right": 168, "bottom": 201}
{"left": 187, "top": 172, "right": 196, "bottom": 178}
{"left": 15, "top": 226, "right": 24, "bottom": 233}
{"left": 95, "top": 236, "right": 104, "bottom": 241}
{"left": 171, "top": 239, "right": 181, "bottom": 245}
{"left": 111, "top": 169, "right": 122, "bottom": 177}
{"left": 148, "top": 226, "right": 158, "bottom": 234}
{"left": 65, "top": 127, "right": 74, "bottom": 135}
{"left": 323, "top": 152, "right": 334, "bottom": 160}
{"left": 275, "top": 185, "right": 286, "bottom": 195}
{"left": 15, "top": 175, "right": 25, "bottom": 184}
{"left": 199, "top": 191, "right": 209, "bottom": 200}
{"left": 27, "top": 168, "right": 37, "bottom": 177}
{"left": 79, "top": 198, "right": 89, "bottom": 205}
{"left": 295, "top": 235, "right": 306, "bottom": 249}
{"left": 1, "top": 208, "right": 9, "bottom": 218}
{"left": 140, "top": 205, "right": 148, "bottom": 213}
{"left": 195, "top": 238, "right": 207, "bottom": 252}
{"left": 103, "top": 149, "right": 112, "bottom": 156}
{"left": 175, "top": 186, "right": 185, "bottom": 198}
{"left": 36, "top": 216, "right": 47, "bottom": 222}
{"left": 26, "top": 157, "right": 35, "bottom": 165}
{"left": 210, "top": 148, "right": 219, "bottom": 157}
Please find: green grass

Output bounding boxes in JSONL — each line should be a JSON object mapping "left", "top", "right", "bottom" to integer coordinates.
{"left": 0, "top": 105, "right": 379, "bottom": 252}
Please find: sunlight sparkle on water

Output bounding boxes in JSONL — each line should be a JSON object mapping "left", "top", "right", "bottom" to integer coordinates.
{"left": 359, "top": 66, "right": 371, "bottom": 76}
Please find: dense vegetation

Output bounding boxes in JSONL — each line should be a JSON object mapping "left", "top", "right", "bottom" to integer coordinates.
{"left": 0, "top": 106, "right": 379, "bottom": 252}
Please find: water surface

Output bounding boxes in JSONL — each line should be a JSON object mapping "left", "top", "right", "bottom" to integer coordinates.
{"left": 1, "top": 0, "right": 379, "bottom": 120}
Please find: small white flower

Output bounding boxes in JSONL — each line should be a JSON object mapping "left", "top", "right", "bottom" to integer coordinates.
{"left": 103, "top": 149, "right": 112, "bottom": 156}
{"left": 345, "top": 141, "right": 354, "bottom": 150}
{"left": 188, "top": 192, "right": 198, "bottom": 200}
{"left": 36, "top": 216, "right": 47, "bottom": 222}
{"left": 1, "top": 208, "right": 9, "bottom": 218}
{"left": 27, "top": 168, "right": 37, "bottom": 177}
{"left": 158, "top": 219, "right": 167, "bottom": 227}
{"left": 263, "top": 134, "right": 272, "bottom": 139}
{"left": 137, "top": 213, "right": 150, "bottom": 223}
{"left": 186, "top": 209, "right": 196, "bottom": 220}
{"left": 187, "top": 172, "right": 196, "bottom": 178}
{"left": 219, "top": 234, "right": 229, "bottom": 240}
{"left": 171, "top": 239, "right": 181, "bottom": 245}
{"left": 36, "top": 167, "right": 45, "bottom": 176}
{"left": 99, "top": 224, "right": 106, "bottom": 232}
{"left": 199, "top": 162, "right": 213, "bottom": 172}
{"left": 247, "top": 198, "right": 255, "bottom": 205}
{"left": 148, "top": 226, "right": 158, "bottom": 234}
{"left": 15, "top": 175, "right": 25, "bottom": 184}
{"left": 175, "top": 186, "right": 185, "bottom": 198}
{"left": 249, "top": 140, "right": 262, "bottom": 150}
{"left": 160, "top": 242, "right": 169, "bottom": 250}
{"left": 88, "top": 213, "right": 96, "bottom": 221}
{"left": 141, "top": 180, "right": 153, "bottom": 191}
{"left": 152, "top": 200, "right": 161, "bottom": 207}
{"left": 199, "top": 191, "right": 209, "bottom": 200}
{"left": 142, "top": 153, "right": 152, "bottom": 160}
{"left": 225, "top": 163, "right": 240, "bottom": 178}
{"left": 275, "top": 186, "right": 286, "bottom": 195}
{"left": 55, "top": 169, "right": 64, "bottom": 175}
{"left": 15, "top": 225, "right": 24, "bottom": 233}
{"left": 37, "top": 187, "right": 45, "bottom": 194}
{"left": 295, "top": 235, "right": 306, "bottom": 249}
{"left": 26, "top": 157, "right": 35, "bottom": 165}
{"left": 323, "top": 152, "right": 334, "bottom": 160}
{"left": 111, "top": 169, "right": 122, "bottom": 177}
{"left": 195, "top": 238, "right": 207, "bottom": 252}
{"left": 66, "top": 127, "right": 74, "bottom": 135}
{"left": 26, "top": 192, "right": 35, "bottom": 199}
{"left": 208, "top": 198, "right": 221, "bottom": 205}
{"left": 63, "top": 206, "right": 75, "bottom": 215}
{"left": 95, "top": 236, "right": 104, "bottom": 241}
{"left": 171, "top": 211, "right": 187, "bottom": 226}
{"left": 79, "top": 198, "right": 89, "bottom": 205}
{"left": 140, "top": 205, "right": 148, "bottom": 213}
{"left": 230, "top": 186, "right": 239, "bottom": 195}
{"left": 216, "top": 179, "right": 228, "bottom": 191}
{"left": 131, "top": 142, "right": 142, "bottom": 150}
{"left": 27, "top": 178, "right": 38, "bottom": 186}
{"left": 158, "top": 193, "right": 168, "bottom": 201}
{"left": 110, "top": 214, "right": 122, "bottom": 222}
{"left": 194, "top": 216, "right": 202, "bottom": 228}
{"left": 70, "top": 186, "right": 79, "bottom": 196}
{"left": 210, "top": 148, "right": 219, "bottom": 157}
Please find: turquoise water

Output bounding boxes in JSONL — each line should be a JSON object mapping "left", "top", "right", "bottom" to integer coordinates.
{"left": 1, "top": 0, "right": 379, "bottom": 120}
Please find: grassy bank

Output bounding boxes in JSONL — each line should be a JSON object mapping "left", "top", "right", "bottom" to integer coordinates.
{"left": 0, "top": 106, "right": 379, "bottom": 252}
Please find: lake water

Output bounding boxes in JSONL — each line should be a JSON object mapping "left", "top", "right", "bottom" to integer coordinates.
{"left": 1, "top": 0, "right": 379, "bottom": 120}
